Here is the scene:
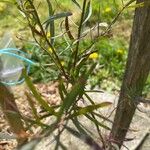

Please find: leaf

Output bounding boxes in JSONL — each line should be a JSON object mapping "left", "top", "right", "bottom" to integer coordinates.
{"left": 23, "top": 116, "right": 50, "bottom": 128}
{"left": 43, "top": 12, "right": 72, "bottom": 24}
{"left": 25, "top": 92, "right": 40, "bottom": 122}
{"left": 58, "top": 63, "right": 96, "bottom": 117}
{"left": 82, "top": 1, "right": 92, "bottom": 25}
{"left": 127, "top": 2, "right": 144, "bottom": 8}
{"left": 65, "top": 17, "right": 74, "bottom": 40}
{"left": 46, "top": 0, "right": 55, "bottom": 45}
{"left": 85, "top": 114, "right": 111, "bottom": 130}
{"left": 23, "top": 70, "right": 57, "bottom": 116}
{"left": 58, "top": 77, "right": 86, "bottom": 117}
{"left": 93, "top": 112, "right": 113, "bottom": 123}
{"left": 44, "top": 11, "right": 72, "bottom": 45}
{"left": 71, "top": 0, "right": 81, "bottom": 9}
{"left": 84, "top": 93, "right": 95, "bottom": 105}
{"left": 46, "top": 0, "right": 53, "bottom": 15}
{"left": 54, "top": 132, "right": 67, "bottom": 150}
{"left": 70, "top": 102, "right": 112, "bottom": 117}
{"left": 72, "top": 117, "right": 88, "bottom": 135}
{"left": 75, "top": 57, "right": 89, "bottom": 77}
{"left": 58, "top": 79, "right": 68, "bottom": 101}
{"left": 0, "top": 0, "right": 15, "bottom": 3}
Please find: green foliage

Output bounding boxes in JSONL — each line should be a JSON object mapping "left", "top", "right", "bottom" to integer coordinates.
{"left": 89, "top": 37, "right": 127, "bottom": 90}
{"left": 25, "top": 0, "right": 132, "bottom": 92}
{"left": 0, "top": 0, "right": 140, "bottom": 149}
{"left": 23, "top": 69, "right": 57, "bottom": 116}
{"left": 13, "top": 0, "right": 125, "bottom": 149}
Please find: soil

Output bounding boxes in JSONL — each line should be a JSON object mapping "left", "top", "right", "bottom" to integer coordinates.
{"left": 0, "top": 82, "right": 150, "bottom": 150}
{"left": 0, "top": 82, "right": 60, "bottom": 150}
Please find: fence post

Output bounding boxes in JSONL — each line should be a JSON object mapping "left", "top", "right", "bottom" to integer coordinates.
{"left": 109, "top": 0, "right": 150, "bottom": 148}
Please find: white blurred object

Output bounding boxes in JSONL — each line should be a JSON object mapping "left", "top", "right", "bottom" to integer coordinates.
{"left": 0, "top": 33, "right": 24, "bottom": 84}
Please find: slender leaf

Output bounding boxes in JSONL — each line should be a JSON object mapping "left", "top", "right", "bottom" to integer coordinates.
{"left": 43, "top": 12, "right": 72, "bottom": 24}
{"left": 46, "top": 0, "right": 55, "bottom": 45}
{"left": 72, "top": 118, "right": 98, "bottom": 139}
{"left": 58, "top": 63, "right": 97, "bottom": 116}
{"left": 25, "top": 91, "right": 40, "bottom": 122}
{"left": 93, "top": 112, "right": 113, "bottom": 124}
{"left": 58, "top": 79, "right": 68, "bottom": 101}
{"left": 70, "top": 102, "right": 112, "bottom": 117}
{"left": 54, "top": 130, "right": 67, "bottom": 150}
{"left": 23, "top": 116, "right": 50, "bottom": 128}
{"left": 128, "top": 2, "right": 144, "bottom": 8}
{"left": 82, "top": 1, "right": 92, "bottom": 25}
{"left": 72, "top": 0, "right": 81, "bottom": 9}
{"left": 59, "top": 63, "right": 96, "bottom": 116}
{"left": 84, "top": 93, "right": 95, "bottom": 105}
{"left": 23, "top": 70, "right": 57, "bottom": 116}
{"left": 65, "top": 17, "right": 74, "bottom": 40}
{"left": 58, "top": 82, "right": 65, "bottom": 101}
{"left": 58, "top": 77, "right": 86, "bottom": 116}
{"left": 85, "top": 114, "right": 111, "bottom": 130}
{"left": 72, "top": 117, "right": 88, "bottom": 135}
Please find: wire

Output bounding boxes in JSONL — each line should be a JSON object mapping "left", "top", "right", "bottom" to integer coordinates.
{"left": 0, "top": 48, "right": 35, "bottom": 86}
{"left": 0, "top": 48, "right": 36, "bottom": 65}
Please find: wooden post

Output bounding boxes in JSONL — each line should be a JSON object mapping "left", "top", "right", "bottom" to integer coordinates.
{"left": 110, "top": 0, "right": 150, "bottom": 148}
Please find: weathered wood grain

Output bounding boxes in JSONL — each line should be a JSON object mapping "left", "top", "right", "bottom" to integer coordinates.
{"left": 110, "top": 0, "right": 150, "bottom": 148}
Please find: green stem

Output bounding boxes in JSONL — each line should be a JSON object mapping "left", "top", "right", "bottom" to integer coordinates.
{"left": 73, "top": 0, "right": 87, "bottom": 68}
{"left": 27, "top": 0, "right": 69, "bottom": 80}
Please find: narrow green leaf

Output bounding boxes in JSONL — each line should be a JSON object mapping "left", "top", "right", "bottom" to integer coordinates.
{"left": 127, "top": 1, "right": 147, "bottom": 9}
{"left": 46, "top": 0, "right": 55, "bottom": 44}
{"left": 82, "top": 1, "right": 92, "bottom": 25}
{"left": 72, "top": 117, "right": 88, "bottom": 135}
{"left": 58, "top": 79, "right": 68, "bottom": 101}
{"left": 72, "top": 0, "right": 81, "bottom": 9}
{"left": 23, "top": 70, "right": 57, "bottom": 116}
{"left": 54, "top": 132, "right": 67, "bottom": 150}
{"left": 75, "top": 57, "right": 89, "bottom": 77}
{"left": 58, "top": 77, "right": 86, "bottom": 117}
{"left": 70, "top": 102, "right": 112, "bottom": 117}
{"left": 58, "top": 82, "right": 65, "bottom": 101}
{"left": 43, "top": 12, "right": 72, "bottom": 24}
{"left": 25, "top": 92, "right": 40, "bottom": 122}
{"left": 85, "top": 114, "right": 111, "bottom": 130}
{"left": 72, "top": 118, "right": 97, "bottom": 138}
{"left": 84, "top": 93, "right": 95, "bottom": 105}
{"left": 93, "top": 112, "right": 113, "bottom": 124}
{"left": 25, "top": 118, "right": 50, "bottom": 128}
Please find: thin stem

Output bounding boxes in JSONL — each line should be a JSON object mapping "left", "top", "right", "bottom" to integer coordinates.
{"left": 73, "top": 0, "right": 87, "bottom": 68}
{"left": 100, "top": 0, "right": 136, "bottom": 37}
{"left": 27, "top": 0, "right": 69, "bottom": 80}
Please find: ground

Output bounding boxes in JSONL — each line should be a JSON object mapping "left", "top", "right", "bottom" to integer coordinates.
{"left": 0, "top": 82, "right": 150, "bottom": 150}
{"left": 0, "top": 1, "right": 150, "bottom": 150}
